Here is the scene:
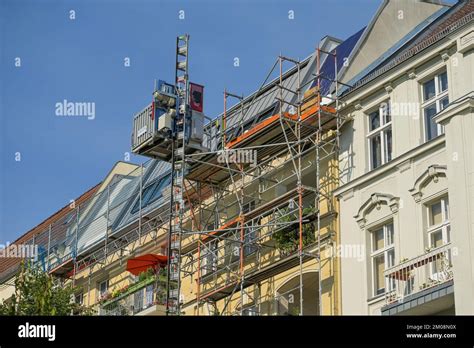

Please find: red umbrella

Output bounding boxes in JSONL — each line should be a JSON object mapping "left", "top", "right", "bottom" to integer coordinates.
{"left": 126, "top": 254, "right": 168, "bottom": 276}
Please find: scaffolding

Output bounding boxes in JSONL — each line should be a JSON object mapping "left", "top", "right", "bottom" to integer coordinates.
{"left": 12, "top": 159, "right": 173, "bottom": 312}
{"left": 9, "top": 36, "right": 347, "bottom": 316}
{"left": 166, "top": 43, "right": 347, "bottom": 315}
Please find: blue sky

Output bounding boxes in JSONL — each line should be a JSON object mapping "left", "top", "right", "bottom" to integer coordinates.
{"left": 0, "top": 0, "right": 380, "bottom": 242}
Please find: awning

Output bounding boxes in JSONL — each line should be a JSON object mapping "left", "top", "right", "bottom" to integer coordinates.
{"left": 126, "top": 254, "right": 168, "bottom": 276}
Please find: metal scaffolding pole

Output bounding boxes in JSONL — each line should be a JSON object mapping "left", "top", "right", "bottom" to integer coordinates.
{"left": 72, "top": 205, "right": 80, "bottom": 287}
{"left": 165, "top": 134, "right": 176, "bottom": 315}
{"left": 138, "top": 163, "right": 143, "bottom": 241}
{"left": 46, "top": 224, "right": 51, "bottom": 271}
{"left": 316, "top": 47, "right": 323, "bottom": 316}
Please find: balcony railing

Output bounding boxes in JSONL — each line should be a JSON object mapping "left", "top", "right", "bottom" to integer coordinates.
{"left": 99, "top": 277, "right": 167, "bottom": 316}
{"left": 384, "top": 243, "right": 453, "bottom": 305}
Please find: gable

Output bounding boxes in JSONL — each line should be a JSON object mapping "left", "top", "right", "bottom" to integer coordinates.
{"left": 341, "top": 0, "right": 446, "bottom": 84}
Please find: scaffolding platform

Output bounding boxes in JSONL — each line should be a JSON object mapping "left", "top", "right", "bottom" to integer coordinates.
{"left": 133, "top": 131, "right": 207, "bottom": 162}
{"left": 198, "top": 250, "right": 315, "bottom": 303}
{"left": 186, "top": 104, "right": 337, "bottom": 185}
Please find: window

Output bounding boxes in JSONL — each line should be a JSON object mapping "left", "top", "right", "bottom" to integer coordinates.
{"left": 367, "top": 101, "right": 392, "bottom": 170}
{"left": 243, "top": 201, "right": 255, "bottom": 214}
{"left": 75, "top": 293, "right": 83, "bottom": 305}
{"left": 225, "top": 233, "right": 241, "bottom": 264}
{"left": 225, "top": 103, "right": 278, "bottom": 143}
{"left": 242, "top": 306, "right": 258, "bottom": 316}
{"left": 131, "top": 174, "right": 172, "bottom": 214}
{"left": 201, "top": 240, "right": 218, "bottom": 276}
{"left": 205, "top": 219, "right": 217, "bottom": 234}
{"left": 243, "top": 201, "right": 258, "bottom": 256}
{"left": 255, "top": 102, "right": 278, "bottom": 124}
{"left": 422, "top": 71, "right": 449, "bottom": 141}
{"left": 426, "top": 197, "right": 451, "bottom": 276}
{"left": 370, "top": 222, "right": 395, "bottom": 296}
{"left": 134, "top": 290, "right": 144, "bottom": 314}
{"left": 145, "top": 284, "right": 154, "bottom": 308}
{"left": 98, "top": 280, "right": 109, "bottom": 298}
{"left": 427, "top": 197, "right": 450, "bottom": 247}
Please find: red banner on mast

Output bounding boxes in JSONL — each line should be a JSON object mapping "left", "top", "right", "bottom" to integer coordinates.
{"left": 190, "top": 83, "right": 204, "bottom": 112}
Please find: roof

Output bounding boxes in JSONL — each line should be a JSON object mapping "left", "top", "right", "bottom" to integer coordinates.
{"left": 109, "top": 160, "right": 171, "bottom": 232}
{"left": 61, "top": 160, "right": 171, "bottom": 260}
{"left": 0, "top": 183, "right": 101, "bottom": 282}
{"left": 341, "top": 0, "right": 474, "bottom": 96}
{"left": 0, "top": 157, "right": 172, "bottom": 282}
{"left": 203, "top": 56, "right": 315, "bottom": 151}
{"left": 311, "top": 27, "right": 366, "bottom": 95}
{"left": 202, "top": 28, "right": 366, "bottom": 151}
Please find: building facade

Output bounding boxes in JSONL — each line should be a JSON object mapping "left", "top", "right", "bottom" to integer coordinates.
{"left": 335, "top": 0, "right": 474, "bottom": 315}
{"left": 1, "top": 0, "right": 472, "bottom": 317}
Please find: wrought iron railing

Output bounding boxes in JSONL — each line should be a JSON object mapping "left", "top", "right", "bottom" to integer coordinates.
{"left": 384, "top": 243, "right": 453, "bottom": 305}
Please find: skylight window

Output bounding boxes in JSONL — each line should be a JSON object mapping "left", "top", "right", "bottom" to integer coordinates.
{"left": 130, "top": 174, "right": 171, "bottom": 214}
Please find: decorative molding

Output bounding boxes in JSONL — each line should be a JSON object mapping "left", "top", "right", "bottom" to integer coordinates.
{"left": 354, "top": 193, "right": 400, "bottom": 229}
{"left": 340, "top": 188, "right": 354, "bottom": 202}
{"left": 434, "top": 96, "right": 474, "bottom": 125}
{"left": 440, "top": 51, "right": 450, "bottom": 62}
{"left": 407, "top": 69, "right": 417, "bottom": 80}
{"left": 397, "top": 159, "right": 412, "bottom": 173}
{"left": 458, "top": 30, "right": 474, "bottom": 54}
{"left": 384, "top": 83, "right": 393, "bottom": 94}
{"left": 354, "top": 102, "right": 363, "bottom": 111}
{"left": 409, "top": 165, "right": 447, "bottom": 203}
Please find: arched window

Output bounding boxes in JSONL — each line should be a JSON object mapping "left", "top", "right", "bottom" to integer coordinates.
{"left": 354, "top": 193, "right": 400, "bottom": 297}
{"left": 275, "top": 271, "right": 319, "bottom": 315}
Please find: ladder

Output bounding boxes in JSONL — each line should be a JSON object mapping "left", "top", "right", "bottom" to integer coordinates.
{"left": 166, "top": 34, "right": 190, "bottom": 315}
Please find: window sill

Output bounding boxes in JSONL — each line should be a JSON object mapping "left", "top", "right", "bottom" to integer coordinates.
{"left": 367, "top": 293, "right": 385, "bottom": 305}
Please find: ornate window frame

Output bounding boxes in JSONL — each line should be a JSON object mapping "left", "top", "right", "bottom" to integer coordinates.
{"left": 409, "top": 165, "right": 447, "bottom": 203}
{"left": 354, "top": 193, "right": 400, "bottom": 229}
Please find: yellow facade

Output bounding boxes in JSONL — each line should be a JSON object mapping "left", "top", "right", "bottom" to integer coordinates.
{"left": 175, "top": 145, "right": 341, "bottom": 316}
{"left": 64, "top": 136, "right": 341, "bottom": 316}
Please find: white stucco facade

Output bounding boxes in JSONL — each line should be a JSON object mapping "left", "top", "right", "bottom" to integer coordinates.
{"left": 336, "top": 20, "right": 474, "bottom": 315}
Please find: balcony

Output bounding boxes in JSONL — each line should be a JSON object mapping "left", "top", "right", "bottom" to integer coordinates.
{"left": 99, "top": 276, "right": 167, "bottom": 316}
{"left": 382, "top": 243, "right": 454, "bottom": 315}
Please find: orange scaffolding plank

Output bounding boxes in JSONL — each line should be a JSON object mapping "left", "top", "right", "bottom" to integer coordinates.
{"left": 201, "top": 216, "right": 240, "bottom": 243}
{"left": 301, "top": 104, "right": 336, "bottom": 122}
{"left": 225, "top": 104, "right": 336, "bottom": 149}
{"left": 226, "top": 112, "right": 292, "bottom": 149}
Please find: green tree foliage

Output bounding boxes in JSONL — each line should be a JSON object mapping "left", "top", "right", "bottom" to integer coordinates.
{"left": 273, "top": 206, "right": 316, "bottom": 254}
{"left": 0, "top": 262, "right": 94, "bottom": 316}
